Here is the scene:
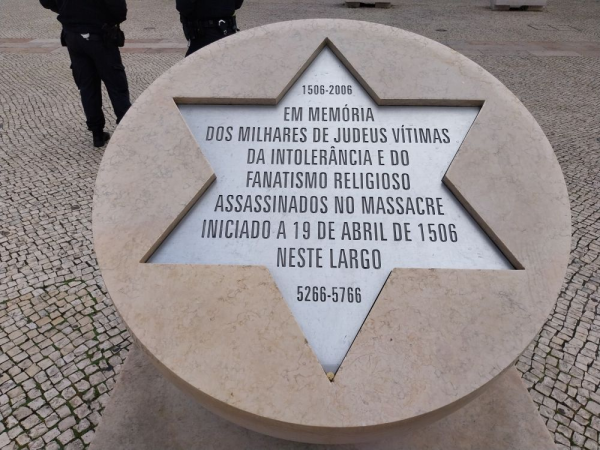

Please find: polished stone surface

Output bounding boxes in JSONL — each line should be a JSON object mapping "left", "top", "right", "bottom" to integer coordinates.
{"left": 90, "top": 345, "right": 557, "bottom": 450}
{"left": 93, "top": 20, "right": 571, "bottom": 443}
{"left": 150, "top": 47, "right": 510, "bottom": 374}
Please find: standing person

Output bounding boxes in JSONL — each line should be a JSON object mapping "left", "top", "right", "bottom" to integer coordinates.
{"left": 40, "top": 0, "right": 132, "bottom": 148}
{"left": 176, "top": 0, "right": 244, "bottom": 57}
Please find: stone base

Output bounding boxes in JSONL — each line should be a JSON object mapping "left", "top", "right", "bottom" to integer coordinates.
{"left": 491, "top": 0, "right": 546, "bottom": 10}
{"left": 90, "top": 345, "right": 556, "bottom": 450}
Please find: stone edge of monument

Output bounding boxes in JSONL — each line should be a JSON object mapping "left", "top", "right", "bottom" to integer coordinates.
{"left": 90, "top": 345, "right": 557, "bottom": 450}
{"left": 93, "top": 19, "right": 571, "bottom": 443}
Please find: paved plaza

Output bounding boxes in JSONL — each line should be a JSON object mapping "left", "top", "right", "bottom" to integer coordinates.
{"left": 1, "top": 0, "right": 600, "bottom": 448}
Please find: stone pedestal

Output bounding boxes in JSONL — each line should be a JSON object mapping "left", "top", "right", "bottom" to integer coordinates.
{"left": 93, "top": 19, "right": 570, "bottom": 444}
{"left": 90, "top": 346, "right": 556, "bottom": 450}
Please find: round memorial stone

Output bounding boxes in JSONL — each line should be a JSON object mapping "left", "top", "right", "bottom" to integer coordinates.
{"left": 93, "top": 20, "right": 571, "bottom": 444}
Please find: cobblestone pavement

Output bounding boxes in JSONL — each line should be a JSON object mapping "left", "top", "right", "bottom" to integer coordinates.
{"left": 489, "top": 55, "right": 600, "bottom": 449}
{"left": 2, "top": 0, "right": 600, "bottom": 42}
{"left": 3, "top": 38, "right": 600, "bottom": 57}
{"left": 1, "top": 0, "right": 600, "bottom": 449}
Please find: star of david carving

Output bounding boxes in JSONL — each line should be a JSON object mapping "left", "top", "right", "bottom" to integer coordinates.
{"left": 148, "top": 45, "right": 512, "bottom": 375}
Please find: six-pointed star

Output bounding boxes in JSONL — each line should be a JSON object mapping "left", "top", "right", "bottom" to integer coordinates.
{"left": 150, "top": 47, "right": 512, "bottom": 374}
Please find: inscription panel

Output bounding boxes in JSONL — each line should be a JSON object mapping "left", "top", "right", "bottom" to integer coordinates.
{"left": 150, "top": 48, "right": 511, "bottom": 373}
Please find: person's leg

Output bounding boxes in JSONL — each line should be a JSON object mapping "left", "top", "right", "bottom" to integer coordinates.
{"left": 91, "top": 43, "right": 131, "bottom": 124}
{"left": 186, "top": 28, "right": 227, "bottom": 57}
{"left": 65, "top": 32, "right": 105, "bottom": 134}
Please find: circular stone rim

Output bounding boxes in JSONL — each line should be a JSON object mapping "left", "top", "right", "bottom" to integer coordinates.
{"left": 93, "top": 19, "right": 571, "bottom": 444}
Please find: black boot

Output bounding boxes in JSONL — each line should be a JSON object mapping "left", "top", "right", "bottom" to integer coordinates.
{"left": 92, "top": 130, "right": 111, "bottom": 148}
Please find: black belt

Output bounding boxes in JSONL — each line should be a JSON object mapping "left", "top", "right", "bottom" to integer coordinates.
{"left": 83, "top": 34, "right": 102, "bottom": 41}
{"left": 64, "top": 29, "right": 103, "bottom": 40}
{"left": 197, "top": 16, "right": 237, "bottom": 29}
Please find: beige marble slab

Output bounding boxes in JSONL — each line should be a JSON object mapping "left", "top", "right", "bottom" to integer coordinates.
{"left": 90, "top": 345, "right": 557, "bottom": 450}
{"left": 93, "top": 20, "right": 571, "bottom": 443}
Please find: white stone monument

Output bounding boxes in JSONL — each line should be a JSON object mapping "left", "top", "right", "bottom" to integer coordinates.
{"left": 93, "top": 20, "right": 570, "bottom": 446}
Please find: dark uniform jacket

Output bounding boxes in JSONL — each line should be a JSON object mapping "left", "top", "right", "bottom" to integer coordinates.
{"left": 39, "top": 0, "right": 127, "bottom": 33}
{"left": 176, "top": 0, "right": 243, "bottom": 21}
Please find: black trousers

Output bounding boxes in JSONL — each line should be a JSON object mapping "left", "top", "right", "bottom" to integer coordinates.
{"left": 186, "top": 27, "right": 237, "bottom": 57}
{"left": 64, "top": 30, "right": 131, "bottom": 133}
